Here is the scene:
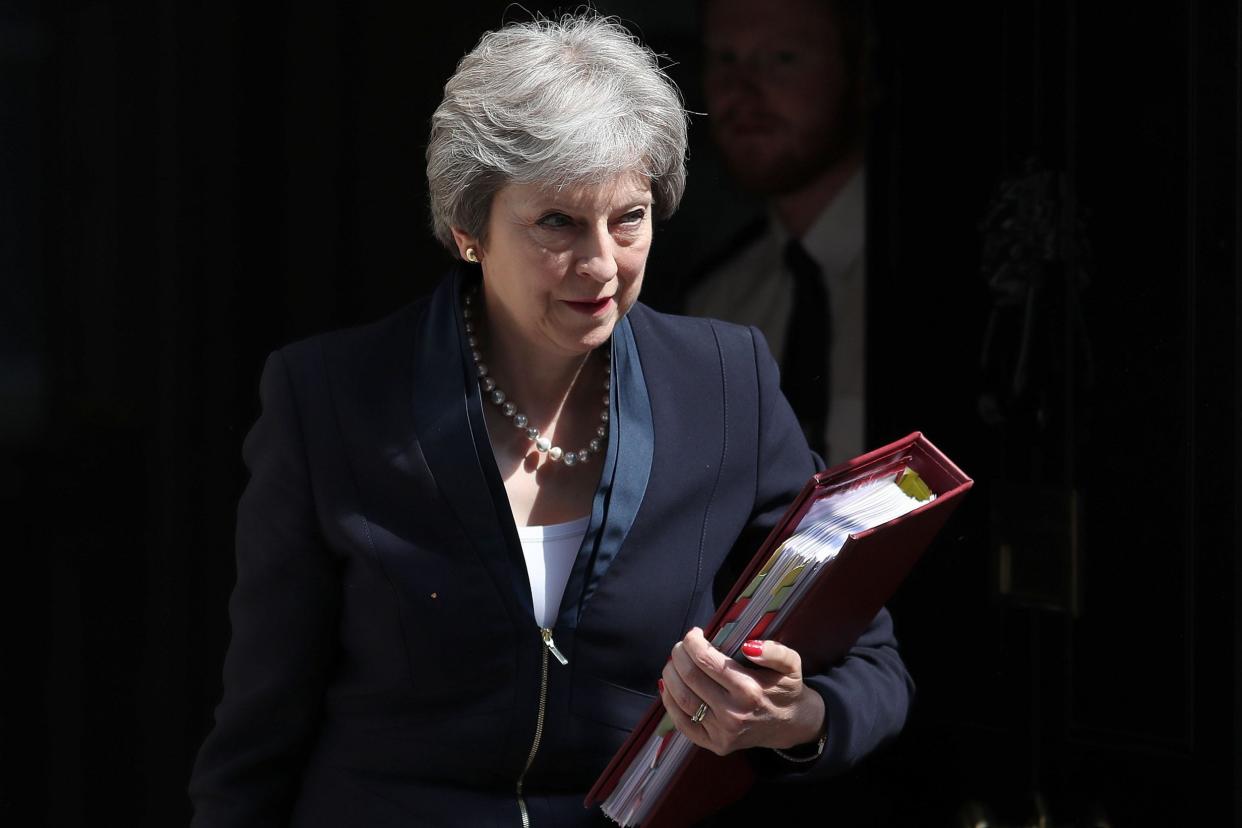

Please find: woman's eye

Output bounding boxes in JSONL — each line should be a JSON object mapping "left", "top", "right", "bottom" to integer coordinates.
{"left": 537, "top": 213, "right": 573, "bottom": 229}
{"left": 620, "top": 208, "right": 646, "bottom": 225}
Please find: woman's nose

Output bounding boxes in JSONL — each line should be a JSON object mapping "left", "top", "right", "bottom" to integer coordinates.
{"left": 576, "top": 225, "right": 619, "bottom": 283}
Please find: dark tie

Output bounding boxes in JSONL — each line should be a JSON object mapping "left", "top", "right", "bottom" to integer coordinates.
{"left": 780, "top": 239, "right": 831, "bottom": 458}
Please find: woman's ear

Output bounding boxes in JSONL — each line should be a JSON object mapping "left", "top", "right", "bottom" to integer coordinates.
{"left": 449, "top": 227, "right": 481, "bottom": 263}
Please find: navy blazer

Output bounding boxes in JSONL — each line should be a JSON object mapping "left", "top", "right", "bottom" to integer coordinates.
{"left": 189, "top": 270, "right": 914, "bottom": 827}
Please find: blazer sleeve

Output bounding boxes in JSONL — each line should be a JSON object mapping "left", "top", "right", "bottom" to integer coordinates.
{"left": 188, "top": 350, "right": 341, "bottom": 826}
{"left": 734, "top": 326, "right": 915, "bottom": 780}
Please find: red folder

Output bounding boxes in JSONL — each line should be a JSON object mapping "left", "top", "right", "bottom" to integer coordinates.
{"left": 585, "top": 432, "right": 973, "bottom": 826}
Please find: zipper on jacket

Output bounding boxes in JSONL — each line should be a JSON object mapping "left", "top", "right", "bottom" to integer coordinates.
{"left": 516, "top": 627, "right": 568, "bottom": 827}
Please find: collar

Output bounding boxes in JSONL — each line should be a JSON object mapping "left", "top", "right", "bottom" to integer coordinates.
{"left": 768, "top": 165, "right": 866, "bottom": 281}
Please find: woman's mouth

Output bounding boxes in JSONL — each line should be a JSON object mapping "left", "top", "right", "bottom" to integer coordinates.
{"left": 563, "top": 297, "right": 614, "bottom": 316}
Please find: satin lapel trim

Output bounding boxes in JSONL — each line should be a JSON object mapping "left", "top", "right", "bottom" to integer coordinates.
{"left": 559, "top": 313, "right": 654, "bottom": 630}
{"left": 409, "top": 270, "right": 534, "bottom": 625}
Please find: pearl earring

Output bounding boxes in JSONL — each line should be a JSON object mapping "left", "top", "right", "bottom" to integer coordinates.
{"left": 465, "top": 247, "right": 479, "bottom": 263}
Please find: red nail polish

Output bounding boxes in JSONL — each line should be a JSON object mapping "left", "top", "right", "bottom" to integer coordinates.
{"left": 742, "top": 640, "right": 764, "bottom": 657}
{"left": 658, "top": 678, "right": 665, "bottom": 693}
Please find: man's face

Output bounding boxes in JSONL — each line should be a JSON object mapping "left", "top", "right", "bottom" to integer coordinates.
{"left": 703, "top": 0, "right": 859, "bottom": 196}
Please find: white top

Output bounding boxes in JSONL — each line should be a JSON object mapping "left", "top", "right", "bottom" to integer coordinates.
{"left": 515, "top": 515, "right": 591, "bottom": 628}
{"left": 686, "top": 168, "right": 867, "bottom": 465}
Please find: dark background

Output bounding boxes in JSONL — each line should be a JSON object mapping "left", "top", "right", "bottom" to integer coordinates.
{"left": 1, "top": 1, "right": 1237, "bottom": 825}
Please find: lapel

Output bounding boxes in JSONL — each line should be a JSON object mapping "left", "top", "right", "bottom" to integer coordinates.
{"left": 556, "top": 311, "right": 653, "bottom": 633}
{"left": 409, "top": 268, "right": 533, "bottom": 628}
{"left": 409, "top": 268, "right": 656, "bottom": 636}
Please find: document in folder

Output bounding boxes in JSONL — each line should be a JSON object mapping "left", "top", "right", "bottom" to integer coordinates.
{"left": 585, "top": 431, "right": 973, "bottom": 827}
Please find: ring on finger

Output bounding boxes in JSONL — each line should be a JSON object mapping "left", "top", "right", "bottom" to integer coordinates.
{"left": 691, "top": 701, "right": 709, "bottom": 724}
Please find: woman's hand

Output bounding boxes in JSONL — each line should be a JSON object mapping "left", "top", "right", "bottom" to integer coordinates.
{"left": 658, "top": 627, "right": 826, "bottom": 756}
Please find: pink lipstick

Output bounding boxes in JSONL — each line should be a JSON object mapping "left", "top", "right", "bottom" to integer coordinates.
{"left": 564, "top": 297, "right": 614, "bottom": 316}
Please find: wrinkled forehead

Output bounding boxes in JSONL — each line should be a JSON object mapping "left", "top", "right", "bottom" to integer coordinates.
{"left": 500, "top": 172, "right": 654, "bottom": 213}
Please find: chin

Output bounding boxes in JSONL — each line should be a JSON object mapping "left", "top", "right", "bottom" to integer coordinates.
{"left": 579, "top": 323, "right": 616, "bottom": 352}
{"left": 557, "top": 293, "right": 635, "bottom": 354}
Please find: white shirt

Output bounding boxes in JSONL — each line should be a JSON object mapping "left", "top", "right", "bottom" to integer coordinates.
{"left": 515, "top": 515, "right": 591, "bottom": 628}
{"left": 686, "top": 168, "right": 866, "bottom": 465}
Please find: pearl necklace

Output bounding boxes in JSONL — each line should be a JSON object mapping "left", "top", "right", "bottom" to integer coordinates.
{"left": 463, "top": 288, "right": 610, "bottom": 467}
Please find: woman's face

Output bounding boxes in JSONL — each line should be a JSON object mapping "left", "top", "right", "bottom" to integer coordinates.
{"left": 457, "top": 172, "right": 653, "bottom": 361}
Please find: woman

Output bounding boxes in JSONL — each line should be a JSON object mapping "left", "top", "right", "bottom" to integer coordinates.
{"left": 189, "top": 14, "right": 912, "bottom": 827}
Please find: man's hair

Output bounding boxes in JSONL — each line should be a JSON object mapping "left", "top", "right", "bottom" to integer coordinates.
{"left": 698, "top": 0, "right": 875, "bottom": 103}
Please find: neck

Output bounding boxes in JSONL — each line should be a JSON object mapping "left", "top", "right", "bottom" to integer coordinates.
{"left": 491, "top": 347, "right": 592, "bottom": 425}
{"left": 772, "top": 150, "right": 863, "bottom": 238}
{"left": 478, "top": 294, "right": 597, "bottom": 427}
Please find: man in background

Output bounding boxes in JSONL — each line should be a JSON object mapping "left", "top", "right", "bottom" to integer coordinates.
{"left": 686, "top": 0, "right": 868, "bottom": 464}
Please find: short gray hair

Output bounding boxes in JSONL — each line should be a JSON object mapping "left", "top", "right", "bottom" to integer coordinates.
{"left": 426, "top": 13, "right": 689, "bottom": 255}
